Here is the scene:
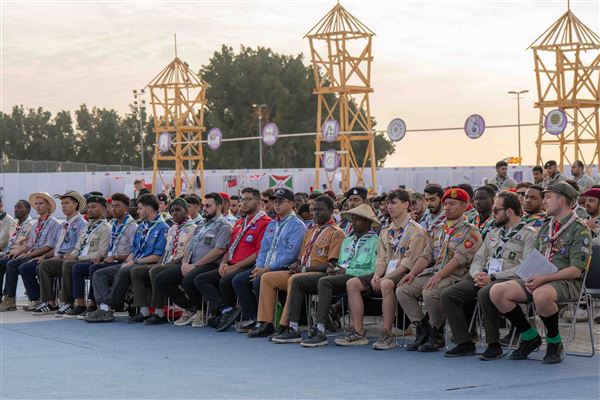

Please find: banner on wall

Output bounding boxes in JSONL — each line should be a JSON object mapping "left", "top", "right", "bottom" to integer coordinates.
{"left": 269, "top": 174, "right": 293, "bottom": 189}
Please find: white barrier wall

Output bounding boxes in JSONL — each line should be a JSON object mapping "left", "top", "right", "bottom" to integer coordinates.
{"left": 2, "top": 165, "right": 598, "bottom": 219}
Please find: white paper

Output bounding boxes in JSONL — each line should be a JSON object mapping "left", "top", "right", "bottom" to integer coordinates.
{"left": 515, "top": 249, "right": 558, "bottom": 280}
{"left": 385, "top": 259, "right": 399, "bottom": 276}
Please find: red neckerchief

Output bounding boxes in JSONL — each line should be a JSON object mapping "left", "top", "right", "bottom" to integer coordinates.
{"left": 300, "top": 219, "right": 335, "bottom": 267}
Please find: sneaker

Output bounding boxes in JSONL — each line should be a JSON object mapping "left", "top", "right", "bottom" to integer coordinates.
{"left": 334, "top": 328, "right": 369, "bottom": 346}
{"left": 22, "top": 300, "right": 42, "bottom": 312}
{"left": 32, "top": 302, "right": 59, "bottom": 315}
{"left": 55, "top": 304, "right": 73, "bottom": 317}
{"left": 501, "top": 327, "right": 517, "bottom": 346}
{"left": 444, "top": 341, "right": 476, "bottom": 357}
{"left": 479, "top": 343, "right": 503, "bottom": 361}
{"left": 207, "top": 314, "right": 221, "bottom": 328}
{"left": 128, "top": 312, "right": 149, "bottom": 323}
{"left": 215, "top": 308, "right": 241, "bottom": 332}
{"left": 77, "top": 305, "right": 98, "bottom": 320}
{"left": 268, "top": 325, "right": 287, "bottom": 341}
{"left": 418, "top": 325, "right": 445, "bottom": 352}
{"left": 543, "top": 342, "right": 563, "bottom": 364}
{"left": 562, "top": 307, "right": 588, "bottom": 322}
{"left": 0, "top": 296, "right": 17, "bottom": 312}
{"left": 509, "top": 335, "right": 542, "bottom": 360}
{"left": 174, "top": 310, "right": 196, "bottom": 326}
{"left": 272, "top": 327, "right": 303, "bottom": 344}
{"left": 192, "top": 311, "right": 208, "bottom": 328}
{"left": 372, "top": 331, "right": 397, "bottom": 350}
{"left": 407, "top": 320, "right": 430, "bottom": 351}
{"left": 63, "top": 305, "right": 87, "bottom": 319}
{"left": 236, "top": 319, "right": 256, "bottom": 333}
{"left": 300, "top": 327, "right": 328, "bottom": 348}
{"left": 143, "top": 314, "right": 168, "bottom": 325}
{"left": 84, "top": 309, "right": 115, "bottom": 323}
{"left": 248, "top": 322, "right": 275, "bottom": 338}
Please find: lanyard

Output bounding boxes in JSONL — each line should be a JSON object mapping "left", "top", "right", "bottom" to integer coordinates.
{"left": 435, "top": 217, "right": 467, "bottom": 270}
{"left": 134, "top": 216, "right": 163, "bottom": 258}
{"left": 265, "top": 213, "right": 295, "bottom": 266}
{"left": 33, "top": 216, "right": 49, "bottom": 246}
{"left": 108, "top": 214, "right": 134, "bottom": 254}
{"left": 186, "top": 217, "right": 219, "bottom": 263}
{"left": 228, "top": 211, "right": 266, "bottom": 260}
{"left": 492, "top": 221, "right": 526, "bottom": 259}
{"left": 389, "top": 219, "right": 411, "bottom": 255}
{"left": 300, "top": 220, "right": 335, "bottom": 267}
{"left": 340, "top": 231, "right": 376, "bottom": 267}
{"left": 77, "top": 219, "right": 105, "bottom": 256}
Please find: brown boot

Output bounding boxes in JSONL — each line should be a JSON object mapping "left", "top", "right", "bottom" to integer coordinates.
{"left": 0, "top": 296, "right": 17, "bottom": 312}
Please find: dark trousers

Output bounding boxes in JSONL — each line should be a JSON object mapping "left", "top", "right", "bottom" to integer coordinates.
{"left": 315, "top": 274, "right": 353, "bottom": 325}
{"left": 285, "top": 272, "right": 326, "bottom": 324}
{"left": 39, "top": 258, "right": 87, "bottom": 303}
{"left": 193, "top": 267, "right": 249, "bottom": 314}
{"left": 155, "top": 262, "right": 219, "bottom": 310}
{"left": 0, "top": 257, "right": 10, "bottom": 292}
{"left": 4, "top": 258, "right": 40, "bottom": 300}
{"left": 72, "top": 262, "right": 114, "bottom": 300}
{"left": 232, "top": 268, "right": 262, "bottom": 321}
{"left": 130, "top": 263, "right": 179, "bottom": 308}
{"left": 108, "top": 264, "right": 138, "bottom": 310}
{"left": 441, "top": 277, "right": 507, "bottom": 345}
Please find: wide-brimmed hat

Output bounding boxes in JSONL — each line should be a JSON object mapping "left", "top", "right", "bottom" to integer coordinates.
{"left": 341, "top": 204, "right": 380, "bottom": 228}
{"left": 54, "top": 190, "right": 86, "bottom": 212}
{"left": 28, "top": 192, "right": 57, "bottom": 214}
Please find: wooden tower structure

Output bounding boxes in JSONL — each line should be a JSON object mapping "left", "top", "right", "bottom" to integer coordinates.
{"left": 147, "top": 39, "right": 208, "bottom": 197}
{"left": 306, "top": 2, "right": 377, "bottom": 192}
{"left": 530, "top": 3, "right": 600, "bottom": 172}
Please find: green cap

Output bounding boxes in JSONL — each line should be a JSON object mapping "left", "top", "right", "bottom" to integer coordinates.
{"left": 543, "top": 181, "right": 579, "bottom": 201}
{"left": 169, "top": 197, "right": 189, "bottom": 210}
{"left": 86, "top": 195, "right": 107, "bottom": 207}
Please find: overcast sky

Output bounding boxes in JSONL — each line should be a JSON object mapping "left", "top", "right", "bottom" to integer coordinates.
{"left": 2, "top": 0, "right": 599, "bottom": 167}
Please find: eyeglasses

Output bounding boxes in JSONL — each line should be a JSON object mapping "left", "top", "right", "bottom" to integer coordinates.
{"left": 273, "top": 199, "right": 291, "bottom": 205}
{"left": 240, "top": 197, "right": 255, "bottom": 203}
{"left": 517, "top": 192, "right": 527, "bottom": 197}
{"left": 492, "top": 207, "right": 507, "bottom": 213}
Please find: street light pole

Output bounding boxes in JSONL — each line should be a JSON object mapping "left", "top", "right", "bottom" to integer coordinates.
{"left": 253, "top": 103, "right": 267, "bottom": 170}
{"left": 133, "top": 89, "right": 146, "bottom": 170}
{"left": 508, "top": 89, "right": 528, "bottom": 163}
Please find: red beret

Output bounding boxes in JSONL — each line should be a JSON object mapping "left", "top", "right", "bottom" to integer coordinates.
{"left": 584, "top": 188, "right": 600, "bottom": 199}
{"left": 219, "top": 192, "right": 230, "bottom": 201}
{"left": 442, "top": 188, "right": 470, "bottom": 204}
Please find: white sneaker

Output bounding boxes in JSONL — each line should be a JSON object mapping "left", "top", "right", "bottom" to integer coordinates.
{"left": 192, "top": 311, "right": 207, "bottom": 328}
{"left": 174, "top": 310, "right": 196, "bottom": 326}
{"left": 563, "top": 307, "right": 588, "bottom": 322}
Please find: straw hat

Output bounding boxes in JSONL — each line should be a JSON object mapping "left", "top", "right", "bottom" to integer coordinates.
{"left": 341, "top": 204, "right": 380, "bottom": 228}
{"left": 28, "top": 192, "right": 57, "bottom": 214}
{"left": 54, "top": 190, "right": 87, "bottom": 212}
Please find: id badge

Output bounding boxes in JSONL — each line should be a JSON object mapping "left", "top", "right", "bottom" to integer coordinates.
{"left": 488, "top": 258, "right": 503, "bottom": 274}
{"left": 385, "top": 259, "right": 399, "bottom": 276}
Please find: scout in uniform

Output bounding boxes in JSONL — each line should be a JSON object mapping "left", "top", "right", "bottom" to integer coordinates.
{"left": 571, "top": 161, "right": 595, "bottom": 193}
{"left": 522, "top": 185, "right": 547, "bottom": 230}
{"left": 473, "top": 185, "right": 496, "bottom": 239}
{"left": 420, "top": 184, "right": 446, "bottom": 233}
{"left": 583, "top": 188, "right": 600, "bottom": 246}
{"left": 396, "top": 188, "right": 482, "bottom": 352}
{"left": 339, "top": 187, "right": 369, "bottom": 236}
{"left": 489, "top": 181, "right": 593, "bottom": 364}
{"left": 441, "top": 191, "right": 537, "bottom": 359}
{"left": 485, "top": 160, "right": 517, "bottom": 191}
{"left": 542, "top": 160, "right": 566, "bottom": 188}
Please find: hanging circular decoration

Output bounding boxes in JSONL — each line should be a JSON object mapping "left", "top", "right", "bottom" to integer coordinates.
{"left": 387, "top": 118, "right": 407, "bottom": 142}
{"left": 321, "top": 119, "right": 340, "bottom": 143}
{"left": 158, "top": 131, "right": 172, "bottom": 153}
{"left": 464, "top": 114, "right": 485, "bottom": 139}
{"left": 322, "top": 148, "right": 340, "bottom": 172}
{"left": 207, "top": 128, "right": 222, "bottom": 150}
{"left": 262, "top": 122, "right": 279, "bottom": 146}
{"left": 544, "top": 109, "right": 568, "bottom": 136}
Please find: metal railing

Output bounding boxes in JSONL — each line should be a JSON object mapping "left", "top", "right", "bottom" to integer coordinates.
{"left": 0, "top": 159, "right": 143, "bottom": 173}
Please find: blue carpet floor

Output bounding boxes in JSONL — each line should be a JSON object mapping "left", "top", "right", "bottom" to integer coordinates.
{"left": 1, "top": 318, "right": 598, "bottom": 399}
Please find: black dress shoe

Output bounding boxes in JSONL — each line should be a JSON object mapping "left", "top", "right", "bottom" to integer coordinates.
{"left": 143, "top": 314, "right": 168, "bottom": 325}
{"left": 479, "top": 343, "right": 503, "bottom": 360}
{"left": 444, "top": 341, "right": 476, "bottom": 357}
{"left": 207, "top": 315, "right": 221, "bottom": 328}
{"left": 407, "top": 320, "right": 430, "bottom": 351}
{"left": 128, "top": 312, "right": 149, "bottom": 323}
{"left": 418, "top": 325, "right": 445, "bottom": 352}
{"left": 542, "top": 342, "right": 563, "bottom": 364}
{"left": 248, "top": 322, "right": 275, "bottom": 338}
{"left": 216, "top": 308, "right": 241, "bottom": 332}
{"left": 509, "top": 335, "right": 542, "bottom": 360}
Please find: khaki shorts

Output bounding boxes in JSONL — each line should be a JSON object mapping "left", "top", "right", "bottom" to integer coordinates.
{"left": 355, "top": 273, "right": 404, "bottom": 296}
{"left": 518, "top": 278, "right": 582, "bottom": 303}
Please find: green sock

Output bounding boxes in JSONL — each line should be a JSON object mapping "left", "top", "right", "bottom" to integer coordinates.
{"left": 521, "top": 327, "right": 539, "bottom": 341}
{"left": 546, "top": 334, "right": 562, "bottom": 344}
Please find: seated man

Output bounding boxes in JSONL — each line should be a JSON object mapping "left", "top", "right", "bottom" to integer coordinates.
{"left": 396, "top": 188, "right": 482, "bottom": 352}
{"left": 233, "top": 187, "right": 306, "bottom": 333}
{"left": 441, "top": 191, "right": 536, "bottom": 359}
{"left": 71, "top": 193, "right": 137, "bottom": 318}
{"left": 156, "top": 193, "right": 232, "bottom": 326}
{"left": 0, "top": 200, "right": 34, "bottom": 311}
{"left": 248, "top": 195, "right": 344, "bottom": 338}
{"left": 583, "top": 188, "right": 600, "bottom": 245}
{"left": 34, "top": 195, "right": 111, "bottom": 317}
{"left": 339, "top": 187, "right": 368, "bottom": 236}
{"left": 336, "top": 189, "right": 428, "bottom": 349}
{"left": 85, "top": 194, "right": 169, "bottom": 322}
{"left": 272, "top": 204, "right": 379, "bottom": 348}
{"left": 490, "top": 182, "right": 592, "bottom": 364}
{"left": 0, "top": 197, "right": 16, "bottom": 254}
{"left": 191, "top": 188, "right": 271, "bottom": 331}
{"left": 473, "top": 185, "right": 496, "bottom": 239}
{"left": 129, "top": 197, "right": 196, "bottom": 324}
{"left": 522, "top": 185, "right": 546, "bottom": 230}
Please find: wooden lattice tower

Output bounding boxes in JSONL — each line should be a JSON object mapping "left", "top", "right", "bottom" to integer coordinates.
{"left": 529, "top": 4, "right": 600, "bottom": 172}
{"left": 147, "top": 52, "right": 208, "bottom": 197}
{"left": 306, "top": 2, "right": 377, "bottom": 192}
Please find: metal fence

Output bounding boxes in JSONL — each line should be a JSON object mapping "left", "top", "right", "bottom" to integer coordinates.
{"left": 0, "top": 159, "right": 143, "bottom": 173}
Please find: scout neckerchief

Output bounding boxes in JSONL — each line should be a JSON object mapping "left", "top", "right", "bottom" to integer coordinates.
{"left": 108, "top": 214, "right": 134, "bottom": 255}
{"left": 164, "top": 218, "right": 194, "bottom": 262}
{"left": 185, "top": 214, "right": 224, "bottom": 263}
{"left": 300, "top": 219, "right": 335, "bottom": 268}
{"left": 389, "top": 217, "right": 411, "bottom": 255}
{"left": 339, "top": 230, "right": 376, "bottom": 268}
{"left": 342, "top": 219, "right": 354, "bottom": 236}
{"left": 228, "top": 210, "right": 266, "bottom": 260}
{"left": 134, "top": 214, "right": 165, "bottom": 258}
{"left": 33, "top": 214, "right": 50, "bottom": 246}
{"left": 434, "top": 216, "right": 468, "bottom": 270}
{"left": 6, "top": 216, "right": 32, "bottom": 251}
{"left": 0, "top": 211, "right": 6, "bottom": 221}
{"left": 545, "top": 212, "right": 578, "bottom": 262}
{"left": 494, "top": 176, "right": 507, "bottom": 188}
{"left": 58, "top": 213, "right": 81, "bottom": 248}
{"left": 426, "top": 210, "right": 446, "bottom": 232}
{"left": 77, "top": 218, "right": 106, "bottom": 256}
{"left": 492, "top": 220, "right": 527, "bottom": 259}
{"left": 264, "top": 213, "right": 296, "bottom": 267}
{"left": 524, "top": 212, "right": 546, "bottom": 225}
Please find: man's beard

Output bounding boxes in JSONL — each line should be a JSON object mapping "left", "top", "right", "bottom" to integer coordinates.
{"left": 494, "top": 216, "right": 508, "bottom": 228}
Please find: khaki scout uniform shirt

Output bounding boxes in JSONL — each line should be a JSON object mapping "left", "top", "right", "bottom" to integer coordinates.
{"left": 0, "top": 213, "right": 16, "bottom": 251}
{"left": 469, "top": 221, "right": 537, "bottom": 280}
{"left": 420, "top": 216, "right": 483, "bottom": 279}
{"left": 298, "top": 221, "right": 345, "bottom": 268}
{"left": 70, "top": 219, "right": 111, "bottom": 261}
{"left": 162, "top": 220, "right": 196, "bottom": 264}
{"left": 486, "top": 176, "right": 517, "bottom": 191}
{"left": 588, "top": 215, "right": 600, "bottom": 246}
{"left": 576, "top": 174, "right": 595, "bottom": 193}
{"left": 374, "top": 218, "right": 428, "bottom": 279}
